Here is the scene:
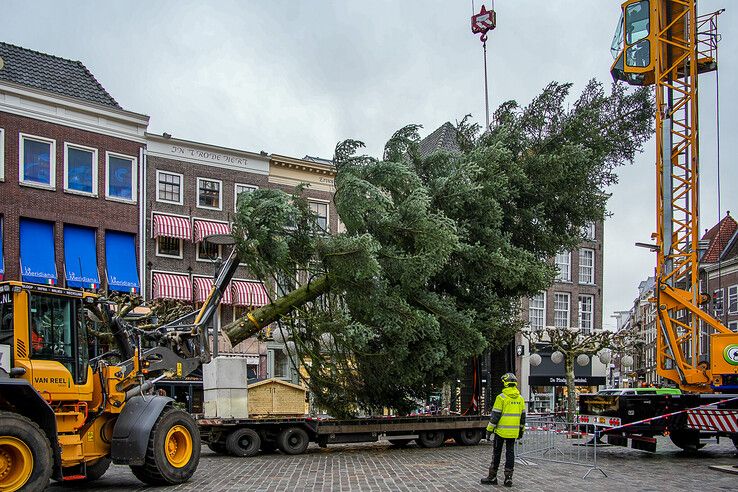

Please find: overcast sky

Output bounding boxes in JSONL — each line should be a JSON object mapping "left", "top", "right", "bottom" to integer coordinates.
{"left": 4, "top": 0, "right": 737, "bottom": 329}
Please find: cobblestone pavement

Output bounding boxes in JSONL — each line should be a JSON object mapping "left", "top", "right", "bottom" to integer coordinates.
{"left": 48, "top": 437, "right": 737, "bottom": 491}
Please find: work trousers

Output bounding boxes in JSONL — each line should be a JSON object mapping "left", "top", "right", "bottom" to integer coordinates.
{"left": 490, "top": 434, "right": 516, "bottom": 473}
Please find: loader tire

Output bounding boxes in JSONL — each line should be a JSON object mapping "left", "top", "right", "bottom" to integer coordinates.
{"left": 129, "top": 406, "right": 200, "bottom": 485}
{"left": 0, "top": 411, "right": 53, "bottom": 492}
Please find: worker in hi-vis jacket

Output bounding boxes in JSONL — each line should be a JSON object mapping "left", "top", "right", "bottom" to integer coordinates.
{"left": 481, "top": 372, "right": 526, "bottom": 487}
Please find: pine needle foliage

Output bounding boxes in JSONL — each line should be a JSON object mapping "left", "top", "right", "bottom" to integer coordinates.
{"left": 226, "top": 80, "right": 653, "bottom": 417}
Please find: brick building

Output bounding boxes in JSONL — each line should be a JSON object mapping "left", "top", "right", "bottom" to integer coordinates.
{"left": 143, "top": 134, "right": 338, "bottom": 392}
{"left": 0, "top": 42, "right": 148, "bottom": 292}
{"left": 519, "top": 220, "right": 607, "bottom": 412}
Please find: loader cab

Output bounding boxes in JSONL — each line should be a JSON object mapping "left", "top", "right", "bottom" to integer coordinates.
{"left": 0, "top": 282, "right": 94, "bottom": 401}
{"left": 611, "top": 0, "right": 655, "bottom": 86}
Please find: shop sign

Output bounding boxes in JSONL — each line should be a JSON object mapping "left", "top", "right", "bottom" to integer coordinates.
{"left": 529, "top": 375, "right": 606, "bottom": 387}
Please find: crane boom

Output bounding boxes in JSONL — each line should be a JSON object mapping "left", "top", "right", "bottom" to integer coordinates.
{"left": 611, "top": 0, "right": 738, "bottom": 392}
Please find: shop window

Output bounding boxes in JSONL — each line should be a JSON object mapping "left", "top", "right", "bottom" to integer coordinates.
{"left": 555, "top": 251, "right": 571, "bottom": 282}
{"left": 235, "top": 183, "right": 257, "bottom": 211}
{"left": 309, "top": 201, "right": 329, "bottom": 232}
{"left": 106, "top": 153, "right": 137, "bottom": 202}
{"left": 64, "top": 144, "right": 97, "bottom": 195}
{"left": 156, "top": 236, "right": 183, "bottom": 258}
{"left": 197, "top": 178, "right": 222, "bottom": 210}
{"left": 157, "top": 170, "right": 183, "bottom": 204}
{"left": 20, "top": 133, "right": 56, "bottom": 188}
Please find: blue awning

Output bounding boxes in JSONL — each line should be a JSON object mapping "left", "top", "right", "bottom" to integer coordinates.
{"left": 64, "top": 225, "right": 99, "bottom": 289}
{"left": 20, "top": 219, "right": 57, "bottom": 285}
{"left": 105, "top": 231, "right": 139, "bottom": 293}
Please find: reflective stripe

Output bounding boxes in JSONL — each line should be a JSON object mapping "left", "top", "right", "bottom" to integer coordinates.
{"left": 491, "top": 409, "right": 502, "bottom": 414}
{"left": 501, "top": 413, "right": 520, "bottom": 417}
{"left": 496, "top": 425, "right": 521, "bottom": 429}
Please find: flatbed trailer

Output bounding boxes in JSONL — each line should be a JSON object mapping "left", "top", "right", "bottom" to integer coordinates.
{"left": 578, "top": 393, "right": 738, "bottom": 452}
{"left": 197, "top": 414, "right": 488, "bottom": 457}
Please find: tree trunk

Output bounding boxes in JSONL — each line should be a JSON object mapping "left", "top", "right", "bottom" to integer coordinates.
{"left": 565, "top": 355, "right": 576, "bottom": 424}
{"left": 223, "top": 274, "right": 330, "bottom": 346}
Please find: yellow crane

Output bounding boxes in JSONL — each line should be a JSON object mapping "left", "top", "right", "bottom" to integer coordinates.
{"left": 611, "top": 0, "right": 738, "bottom": 392}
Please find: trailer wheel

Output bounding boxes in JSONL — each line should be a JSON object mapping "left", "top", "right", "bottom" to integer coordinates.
{"left": 388, "top": 439, "right": 412, "bottom": 448}
{"left": 207, "top": 441, "right": 227, "bottom": 455}
{"left": 454, "top": 429, "right": 483, "bottom": 446}
{"left": 129, "top": 406, "right": 200, "bottom": 485}
{"left": 277, "top": 427, "right": 309, "bottom": 455}
{"left": 669, "top": 430, "right": 705, "bottom": 453}
{"left": 226, "top": 429, "right": 261, "bottom": 457}
{"left": 416, "top": 431, "right": 445, "bottom": 448}
{"left": 0, "top": 411, "right": 53, "bottom": 492}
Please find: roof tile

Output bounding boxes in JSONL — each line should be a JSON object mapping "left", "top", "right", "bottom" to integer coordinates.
{"left": 0, "top": 41, "right": 121, "bottom": 109}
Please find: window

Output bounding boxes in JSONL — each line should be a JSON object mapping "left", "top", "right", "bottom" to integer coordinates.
{"left": 579, "top": 295, "right": 594, "bottom": 334}
{"left": 271, "top": 348, "right": 289, "bottom": 379}
{"left": 156, "top": 171, "right": 183, "bottom": 204}
{"left": 728, "top": 285, "right": 738, "bottom": 314}
{"left": 106, "top": 152, "right": 137, "bottom": 202}
{"left": 64, "top": 143, "right": 97, "bottom": 195}
{"left": 554, "top": 293, "right": 570, "bottom": 328}
{"left": 156, "top": 237, "right": 182, "bottom": 258}
{"left": 579, "top": 249, "right": 595, "bottom": 284}
{"left": 555, "top": 251, "right": 571, "bottom": 282}
{"left": 582, "top": 222, "right": 595, "bottom": 240}
{"left": 197, "top": 241, "right": 221, "bottom": 261}
{"left": 729, "top": 321, "right": 738, "bottom": 332}
{"left": 235, "top": 183, "right": 257, "bottom": 211}
{"left": 714, "top": 289, "right": 724, "bottom": 317}
{"left": 309, "top": 201, "right": 329, "bottom": 232}
{"left": 528, "top": 292, "right": 545, "bottom": 330}
{"left": 0, "top": 128, "right": 4, "bottom": 181}
{"left": 19, "top": 133, "right": 56, "bottom": 188}
{"left": 197, "top": 178, "right": 222, "bottom": 210}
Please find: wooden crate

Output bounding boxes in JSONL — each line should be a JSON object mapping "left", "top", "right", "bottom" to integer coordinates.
{"left": 248, "top": 378, "right": 308, "bottom": 417}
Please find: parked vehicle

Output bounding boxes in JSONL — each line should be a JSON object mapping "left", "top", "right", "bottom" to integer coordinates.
{"left": 198, "top": 414, "right": 487, "bottom": 457}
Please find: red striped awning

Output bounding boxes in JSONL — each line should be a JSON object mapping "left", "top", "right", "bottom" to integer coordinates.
{"left": 153, "top": 214, "right": 191, "bottom": 240}
{"left": 193, "top": 276, "right": 233, "bottom": 305}
{"left": 152, "top": 272, "right": 192, "bottom": 301}
{"left": 193, "top": 219, "right": 231, "bottom": 243}
{"left": 232, "top": 280, "right": 270, "bottom": 307}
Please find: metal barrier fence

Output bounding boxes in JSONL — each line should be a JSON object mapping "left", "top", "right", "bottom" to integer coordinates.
{"left": 515, "top": 414, "right": 607, "bottom": 479}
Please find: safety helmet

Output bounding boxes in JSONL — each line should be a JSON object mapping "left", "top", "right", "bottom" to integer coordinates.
{"left": 501, "top": 373, "right": 517, "bottom": 386}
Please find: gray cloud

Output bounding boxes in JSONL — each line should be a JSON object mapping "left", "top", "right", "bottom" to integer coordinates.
{"left": 4, "top": 0, "right": 736, "bottom": 329}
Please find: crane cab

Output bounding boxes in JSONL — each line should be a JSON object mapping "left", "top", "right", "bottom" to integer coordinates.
{"left": 610, "top": 0, "right": 718, "bottom": 87}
